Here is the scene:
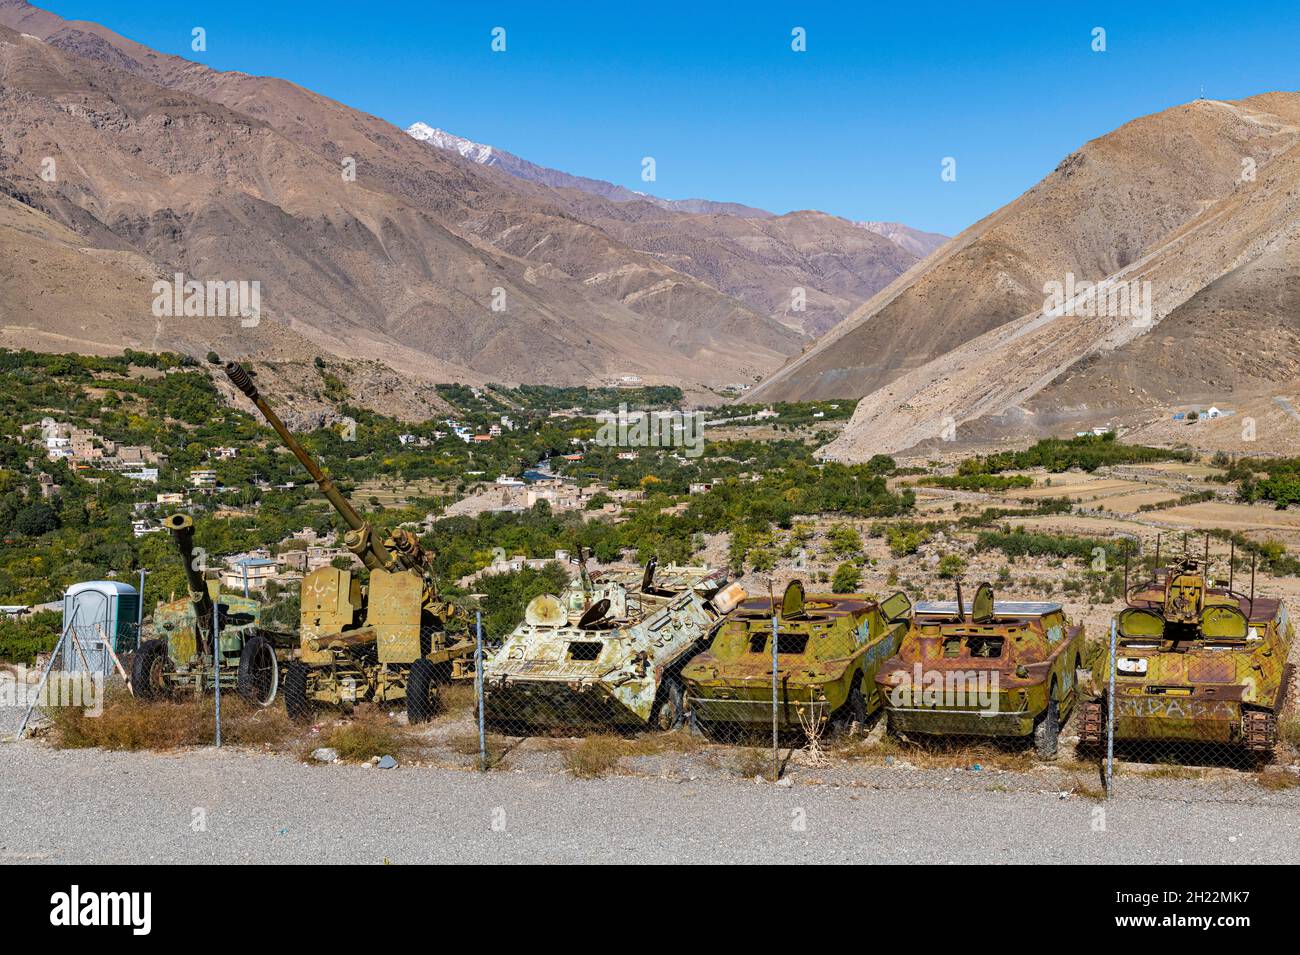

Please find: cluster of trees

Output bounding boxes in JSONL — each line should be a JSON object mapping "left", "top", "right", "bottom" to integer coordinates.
{"left": 918, "top": 473, "right": 1034, "bottom": 491}
{"left": 975, "top": 529, "right": 1128, "bottom": 567}
{"left": 958, "top": 433, "right": 1189, "bottom": 475}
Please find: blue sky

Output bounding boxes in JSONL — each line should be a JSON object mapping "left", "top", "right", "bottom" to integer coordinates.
{"left": 42, "top": 0, "right": 1300, "bottom": 235}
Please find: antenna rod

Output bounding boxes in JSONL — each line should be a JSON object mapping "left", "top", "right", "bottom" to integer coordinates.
{"left": 1203, "top": 532, "right": 1209, "bottom": 568}
{"left": 955, "top": 580, "right": 965, "bottom": 621}
{"left": 1228, "top": 540, "right": 1235, "bottom": 592}
{"left": 1155, "top": 533, "right": 1162, "bottom": 568}
{"left": 1250, "top": 553, "right": 1257, "bottom": 606}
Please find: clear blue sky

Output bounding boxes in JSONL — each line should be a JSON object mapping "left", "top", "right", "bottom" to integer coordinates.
{"left": 42, "top": 0, "right": 1300, "bottom": 235}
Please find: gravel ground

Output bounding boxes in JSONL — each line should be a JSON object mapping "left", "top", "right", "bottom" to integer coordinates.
{"left": 3, "top": 738, "right": 1298, "bottom": 864}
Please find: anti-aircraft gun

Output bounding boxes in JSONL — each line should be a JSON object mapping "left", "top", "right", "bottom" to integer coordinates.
{"left": 1079, "top": 535, "right": 1295, "bottom": 756}
{"left": 132, "top": 513, "right": 290, "bottom": 705}
{"left": 223, "top": 362, "right": 472, "bottom": 722}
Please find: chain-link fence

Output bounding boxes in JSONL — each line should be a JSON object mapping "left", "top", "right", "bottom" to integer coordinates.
{"left": 1094, "top": 593, "right": 1300, "bottom": 798}
{"left": 16, "top": 564, "right": 1296, "bottom": 803}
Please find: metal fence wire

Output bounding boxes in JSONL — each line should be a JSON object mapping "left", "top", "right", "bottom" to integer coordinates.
{"left": 1095, "top": 578, "right": 1300, "bottom": 798}
{"left": 25, "top": 558, "right": 1296, "bottom": 801}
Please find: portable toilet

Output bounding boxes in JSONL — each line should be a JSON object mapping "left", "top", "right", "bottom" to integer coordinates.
{"left": 59, "top": 581, "right": 141, "bottom": 676}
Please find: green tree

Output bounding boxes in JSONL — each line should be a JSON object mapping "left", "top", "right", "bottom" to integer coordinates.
{"left": 831, "top": 562, "right": 861, "bottom": 593}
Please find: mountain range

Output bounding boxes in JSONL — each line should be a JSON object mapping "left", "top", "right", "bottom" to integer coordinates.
{"left": 0, "top": 0, "right": 938, "bottom": 414}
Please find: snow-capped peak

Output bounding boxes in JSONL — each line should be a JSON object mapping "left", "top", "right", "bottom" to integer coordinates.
{"left": 405, "top": 122, "right": 495, "bottom": 164}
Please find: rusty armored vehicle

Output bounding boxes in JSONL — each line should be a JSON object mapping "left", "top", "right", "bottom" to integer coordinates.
{"left": 1079, "top": 549, "right": 1294, "bottom": 755}
{"left": 483, "top": 557, "right": 741, "bottom": 730}
{"left": 682, "top": 580, "right": 912, "bottom": 736}
{"left": 224, "top": 362, "right": 472, "bottom": 723}
{"left": 875, "top": 583, "right": 1086, "bottom": 759}
{"left": 132, "top": 513, "right": 294, "bottom": 705}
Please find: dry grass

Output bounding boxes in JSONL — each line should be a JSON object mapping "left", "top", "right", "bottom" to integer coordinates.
{"left": 563, "top": 735, "right": 628, "bottom": 778}
{"left": 436, "top": 682, "right": 477, "bottom": 719}
{"left": 1143, "top": 763, "right": 1205, "bottom": 780}
{"left": 1278, "top": 716, "right": 1300, "bottom": 750}
{"left": 729, "top": 747, "right": 775, "bottom": 779}
{"left": 1255, "top": 770, "right": 1300, "bottom": 791}
{"left": 1065, "top": 775, "right": 1107, "bottom": 801}
{"left": 46, "top": 688, "right": 301, "bottom": 751}
{"left": 318, "top": 713, "right": 416, "bottom": 762}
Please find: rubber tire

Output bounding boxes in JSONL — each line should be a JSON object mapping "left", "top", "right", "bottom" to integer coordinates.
{"left": 831, "top": 677, "right": 868, "bottom": 736}
{"left": 282, "top": 661, "right": 312, "bottom": 722}
{"left": 1034, "top": 691, "right": 1061, "bottom": 761}
{"left": 237, "top": 635, "right": 279, "bottom": 707}
{"left": 654, "top": 676, "right": 685, "bottom": 731}
{"left": 131, "top": 639, "right": 169, "bottom": 701}
{"left": 407, "top": 658, "right": 440, "bottom": 724}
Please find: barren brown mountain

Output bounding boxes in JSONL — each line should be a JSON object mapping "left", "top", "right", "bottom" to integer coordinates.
{"left": 731, "top": 91, "right": 1300, "bottom": 457}
{"left": 405, "top": 126, "right": 928, "bottom": 337}
{"left": 0, "top": 1, "right": 812, "bottom": 392}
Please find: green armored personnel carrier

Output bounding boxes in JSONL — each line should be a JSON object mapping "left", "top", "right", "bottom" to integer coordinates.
{"left": 682, "top": 581, "right": 912, "bottom": 735}
{"left": 484, "top": 558, "right": 740, "bottom": 730}
{"left": 1079, "top": 551, "right": 1294, "bottom": 755}
{"left": 132, "top": 513, "right": 294, "bottom": 705}
{"left": 874, "top": 583, "right": 1085, "bottom": 759}
{"left": 224, "top": 362, "right": 472, "bottom": 723}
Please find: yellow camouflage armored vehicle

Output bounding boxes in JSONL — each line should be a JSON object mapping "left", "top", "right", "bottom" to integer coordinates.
{"left": 484, "top": 558, "right": 740, "bottom": 730}
{"left": 1079, "top": 551, "right": 1294, "bottom": 755}
{"left": 681, "top": 580, "right": 912, "bottom": 736}
{"left": 224, "top": 362, "right": 472, "bottom": 723}
{"left": 132, "top": 513, "right": 294, "bottom": 705}
{"left": 875, "top": 583, "right": 1085, "bottom": 759}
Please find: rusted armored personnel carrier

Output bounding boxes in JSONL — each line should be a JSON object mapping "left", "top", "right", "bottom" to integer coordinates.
{"left": 875, "top": 583, "right": 1085, "bottom": 759}
{"left": 484, "top": 557, "right": 740, "bottom": 730}
{"left": 1079, "top": 549, "right": 1294, "bottom": 755}
{"left": 132, "top": 513, "right": 293, "bottom": 705}
{"left": 682, "top": 580, "right": 912, "bottom": 735}
{"left": 224, "top": 362, "right": 472, "bottom": 722}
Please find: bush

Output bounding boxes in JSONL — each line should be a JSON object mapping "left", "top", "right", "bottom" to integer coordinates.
{"left": 832, "top": 562, "right": 861, "bottom": 593}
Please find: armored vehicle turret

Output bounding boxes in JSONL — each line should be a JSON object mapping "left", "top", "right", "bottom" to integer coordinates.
{"left": 484, "top": 558, "right": 739, "bottom": 730}
{"left": 1079, "top": 545, "right": 1294, "bottom": 755}
{"left": 224, "top": 362, "right": 471, "bottom": 723}
{"left": 875, "top": 583, "right": 1086, "bottom": 759}
{"left": 682, "top": 581, "right": 912, "bottom": 736}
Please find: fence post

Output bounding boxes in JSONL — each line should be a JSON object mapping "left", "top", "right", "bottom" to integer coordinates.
{"left": 213, "top": 602, "right": 222, "bottom": 748}
{"left": 1105, "top": 618, "right": 1116, "bottom": 795}
{"left": 771, "top": 612, "right": 779, "bottom": 782}
{"left": 476, "top": 610, "right": 486, "bottom": 771}
{"left": 15, "top": 611, "right": 77, "bottom": 739}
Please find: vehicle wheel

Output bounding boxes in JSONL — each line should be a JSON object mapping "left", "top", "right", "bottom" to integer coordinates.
{"left": 407, "top": 658, "right": 440, "bottom": 724}
{"left": 282, "top": 662, "right": 312, "bottom": 722}
{"left": 653, "top": 676, "right": 685, "bottom": 731}
{"left": 1034, "top": 686, "right": 1061, "bottom": 761}
{"left": 131, "top": 639, "right": 170, "bottom": 700}
{"left": 831, "top": 677, "right": 868, "bottom": 736}
{"left": 236, "top": 635, "right": 278, "bottom": 707}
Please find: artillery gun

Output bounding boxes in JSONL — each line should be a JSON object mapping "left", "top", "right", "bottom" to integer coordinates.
{"left": 1079, "top": 538, "right": 1294, "bottom": 756}
{"left": 132, "top": 513, "right": 293, "bottom": 705}
{"left": 484, "top": 556, "right": 741, "bottom": 730}
{"left": 224, "top": 362, "right": 472, "bottom": 722}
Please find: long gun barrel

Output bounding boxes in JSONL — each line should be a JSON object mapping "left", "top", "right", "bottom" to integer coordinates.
{"left": 224, "top": 361, "right": 393, "bottom": 572}
{"left": 163, "top": 513, "right": 213, "bottom": 642}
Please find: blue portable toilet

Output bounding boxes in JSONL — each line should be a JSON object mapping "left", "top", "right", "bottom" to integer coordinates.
{"left": 59, "top": 581, "right": 141, "bottom": 676}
